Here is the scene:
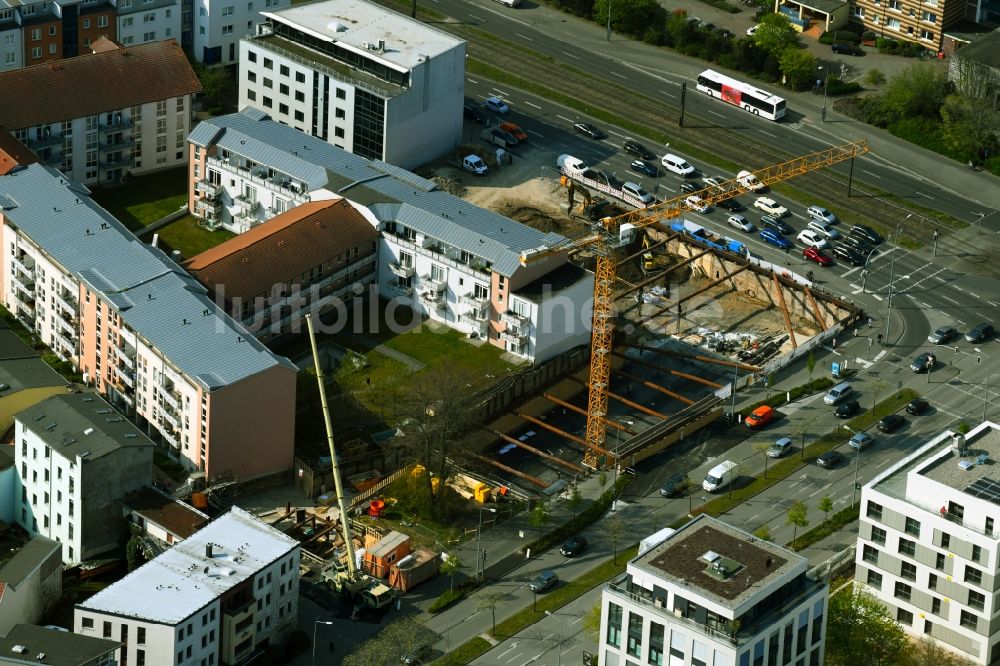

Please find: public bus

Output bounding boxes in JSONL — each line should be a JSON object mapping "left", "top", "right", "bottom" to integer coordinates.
{"left": 695, "top": 69, "right": 787, "bottom": 121}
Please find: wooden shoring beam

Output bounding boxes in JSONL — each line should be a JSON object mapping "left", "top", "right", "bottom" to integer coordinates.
{"left": 613, "top": 368, "right": 696, "bottom": 405}
{"left": 643, "top": 265, "right": 749, "bottom": 322}
{"left": 772, "top": 273, "right": 798, "bottom": 349}
{"left": 804, "top": 287, "right": 828, "bottom": 330}
{"left": 489, "top": 429, "right": 586, "bottom": 474}
{"left": 470, "top": 452, "right": 548, "bottom": 489}
{"left": 627, "top": 344, "right": 760, "bottom": 372}
{"left": 567, "top": 376, "right": 670, "bottom": 420}
{"left": 617, "top": 267, "right": 671, "bottom": 297}
{"left": 515, "top": 412, "right": 612, "bottom": 458}
{"left": 610, "top": 351, "right": 722, "bottom": 391}
{"left": 542, "top": 394, "right": 637, "bottom": 434}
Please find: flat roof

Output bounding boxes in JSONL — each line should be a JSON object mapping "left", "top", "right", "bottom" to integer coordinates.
{"left": 0, "top": 624, "right": 120, "bottom": 666}
{"left": 0, "top": 536, "right": 60, "bottom": 589}
{"left": 921, "top": 427, "right": 1000, "bottom": 491}
{"left": 76, "top": 507, "right": 298, "bottom": 625}
{"left": 262, "top": 0, "right": 464, "bottom": 71}
{"left": 633, "top": 515, "right": 799, "bottom": 609}
{"left": 516, "top": 262, "right": 591, "bottom": 304}
{"left": 119, "top": 486, "right": 210, "bottom": 540}
{"left": 951, "top": 28, "right": 1000, "bottom": 67}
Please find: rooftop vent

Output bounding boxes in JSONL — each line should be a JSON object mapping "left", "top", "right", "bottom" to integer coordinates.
{"left": 33, "top": 414, "right": 45, "bottom": 421}
{"left": 11, "top": 646, "right": 27, "bottom": 655}
{"left": 96, "top": 408, "right": 111, "bottom": 415}
{"left": 953, "top": 433, "right": 968, "bottom": 455}
{"left": 702, "top": 551, "right": 721, "bottom": 563}
{"left": 44, "top": 422, "right": 57, "bottom": 431}
{"left": 206, "top": 543, "right": 213, "bottom": 559}
{"left": 327, "top": 20, "right": 346, "bottom": 32}
{"left": 83, "top": 427, "right": 94, "bottom": 436}
{"left": 79, "top": 450, "right": 90, "bottom": 458}
{"left": 124, "top": 433, "right": 137, "bottom": 439}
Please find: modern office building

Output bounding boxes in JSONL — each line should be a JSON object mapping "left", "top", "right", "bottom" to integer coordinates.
{"left": 0, "top": 38, "right": 200, "bottom": 186}
{"left": 599, "top": 515, "right": 829, "bottom": 666}
{"left": 238, "top": 0, "right": 465, "bottom": 169}
{"left": 857, "top": 421, "right": 1000, "bottom": 664}
{"left": 75, "top": 506, "right": 300, "bottom": 666}
{"left": 14, "top": 393, "right": 155, "bottom": 564}
{"left": 0, "top": 162, "right": 298, "bottom": 482}
{"left": 187, "top": 110, "right": 594, "bottom": 363}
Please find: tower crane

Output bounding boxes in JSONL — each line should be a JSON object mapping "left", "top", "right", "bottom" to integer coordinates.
{"left": 521, "top": 140, "right": 870, "bottom": 469}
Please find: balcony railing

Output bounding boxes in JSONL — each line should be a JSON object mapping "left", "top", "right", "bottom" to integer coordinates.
{"left": 12, "top": 254, "right": 34, "bottom": 276}
{"left": 460, "top": 293, "right": 489, "bottom": 311}
{"left": 54, "top": 331, "right": 76, "bottom": 355}
{"left": 195, "top": 198, "right": 223, "bottom": 216}
{"left": 160, "top": 428, "right": 178, "bottom": 447}
{"left": 115, "top": 337, "right": 136, "bottom": 359}
{"left": 500, "top": 330, "right": 528, "bottom": 344}
{"left": 26, "top": 133, "right": 63, "bottom": 148}
{"left": 420, "top": 277, "right": 447, "bottom": 295}
{"left": 99, "top": 137, "right": 134, "bottom": 152}
{"left": 99, "top": 118, "right": 132, "bottom": 133}
{"left": 55, "top": 315, "right": 75, "bottom": 336}
{"left": 15, "top": 297, "right": 35, "bottom": 320}
{"left": 101, "top": 153, "right": 131, "bottom": 168}
{"left": 468, "top": 317, "right": 489, "bottom": 337}
{"left": 391, "top": 282, "right": 414, "bottom": 297}
{"left": 160, "top": 386, "right": 181, "bottom": 411}
{"left": 195, "top": 179, "right": 223, "bottom": 199}
{"left": 388, "top": 262, "right": 415, "bottom": 279}
{"left": 501, "top": 311, "right": 528, "bottom": 328}
{"left": 114, "top": 365, "right": 135, "bottom": 388}
{"left": 54, "top": 290, "right": 78, "bottom": 314}
{"left": 160, "top": 407, "right": 179, "bottom": 430}
{"left": 12, "top": 273, "right": 35, "bottom": 295}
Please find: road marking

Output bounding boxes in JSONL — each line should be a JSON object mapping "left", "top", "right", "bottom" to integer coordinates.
{"left": 556, "top": 114, "right": 574, "bottom": 123}
{"left": 990, "top": 301, "right": 1000, "bottom": 307}
{"left": 760, "top": 130, "right": 777, "bottom": 138}
{"left": 913, "top": 192, "right": 935, "bottom": 199}
{"left": 709, "top": 110, "right": 725, "bottom": 118}
{"left": 661, "top": 89, "right": 677, "bottom": 98}
{"left": 919, "top": 301, "right": 931, "bottom": 308}
{"left": 523, "top": 101, "right": 541, "bottom": 110}
{"left": 970, "top": 293, "right": 982, "bottom": 299}
{"left": 498, "top": 645, "right": 517, "bottom": 658}
{"left": 562, "top": 51, "right": 580, "bottom": 60}
{"left": 851, "top": 287, "right": 863, "bottom": 295}
{"left": 493, "top": 88, "right": 510, "bottom": 96}
{"left": 467, "top": 77, "right": 479, "bottom": 84}
{"left": 570, "top": 616, "right": 583, "bottom": 625}
{"left": 612, "top": 71, "right": 628, "bottom": 80}
{"left": 842, "top": 267, "right": 862, "bottom": 277}
{"left": 609, "top": 130, "right": 629, "bottom": 139}
{"left": 469, "top": 13, "right": 486, "bottom": 21}
{"left": 514, "top": 32, "right": 533, "bottom": 41}
{"left": 505, "top": 653, "right": 523, "bottom": 664}
{"left": 873, "top": 350, "right": 887, "bottom": 362}
{"left": 942, "top": 295, "right": 961, "bottom": 305}
{"left": 872, "top": 294, "right": 884, "bottom": 301}
{"left": 957, "top": 318, "right": 967, "bottom": 325}
{"left": 980, "top": 312, "right": 994, "bottom": 321}
{"left": 862, "top": 169, "right": 882, "bottom": 179}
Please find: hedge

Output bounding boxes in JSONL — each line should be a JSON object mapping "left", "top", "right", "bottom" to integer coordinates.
{"left": 819, "top": 29, "right": 861, "bottom": 44}
{"left": 520, "top": 475, "right": 632, "bottom": 555}
{"left": 428, "top": 580, "right": 478, "bottom": 613}
{"left": 787, "top": 503, "right": 860, "bottom": 551}
{"left": 743, "top": 377, "right": 835, "bottom": 414}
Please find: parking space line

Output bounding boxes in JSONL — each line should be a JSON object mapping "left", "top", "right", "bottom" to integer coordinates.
{"left": 970, "top": 293, "right": 982, "bottom": 299}
{"left": 990, "top": 301, "right": 1000, "bottom": 307}
{"left": 514, "top": 32, "right": 533, "bottom": 41}
{"left": 467, "top": 77, "right": 479, "bottom": 84}
{"left": 556, "top": 114, "right": 574, "bottom": 123}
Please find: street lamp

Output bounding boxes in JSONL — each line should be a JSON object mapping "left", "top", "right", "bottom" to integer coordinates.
{"left": 883, "top": 223, "right": 905, "bottom": 346}
{"left": 817, "top": 66, "right": 829, "bottom": 122}
{"left": 860, "top": 245, "right": 879, "bottom": 293}
{"left": 312, "top": 619, "right": 334, "bottom": 666}
{"left": 476, "top": 506, "right": 497, "bottom": 581}
{"left": 844, "top": 425, "right": 863, "bottom": 507}
{"left": 606, "top": 0, "right": 612, "bottom": 41}
{"left": 545, "top": 611, "right": 565, "bottom": 666}
{"left": 612, "top": 420, "right": 634, "bottom": 510}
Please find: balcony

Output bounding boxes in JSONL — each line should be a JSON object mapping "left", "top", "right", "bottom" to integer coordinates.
{"left": 195, "top": 179, "right": 223, "bottom": 199}
{"left": 55, "top": 315, "right": 75, "bottom": 336}
{"left": 391, "top": 282, "right": 413, "bottom": 297}
{"left": 53, "top": 331, "right": 76, "bottom": 355}
{"left": 195, "top": 197, "right": 222, "bottom": 218}
{"left": 233, "top": 195, "right": 259, "bottom": 212}
{"left": 160, "top": 407, "right": 179, "bottom": 430}
{"left": 99, "top": 136, "right": 134, "bottom": 153}
{"left": 54, "top": 290, "right": 78, "bottom": 314}
{"left": 160, "top": 387, "right": 181, "bottom": 411}
{"left": 101, "top": 153, "right": 131, "bottom": 168}
{"left": 388, "top": 262, "right": 415, "bottom": 279}
{"left": 115, "top": 336, "right": 136, "bottom": 358}
{"left": 468, "top": 317, "right": 489, "bottom": 338}
{"left": 500, "top": 329, "right": 528, "bottom": 344}
{"left": 12, "top": 254, "right": 34, "bottom": 276}
{"left": 421, "top": 276, "right": 446, "bottom": 294}
{"left": 12, "top": 272, "right": 35, "bottom": 296}
{"left": 500, "top": 311, "right": 529, "bottom": 328}
{"left": 14, "top": 295, "right": 35, "bottom": 320}
{"left": 460, "top": 293, "right": 489, "bottom": 311}
{"left": 160, "top": 428, "right": 178, "bottom": 448}
{"left": 114, "top": 365, "right": 135, "bottom": 388}
{"left": 99, "top": 117, "right": 132, "bottom": 133}
{"left": 26, "top": 132, "right": 63, "bottom": 149}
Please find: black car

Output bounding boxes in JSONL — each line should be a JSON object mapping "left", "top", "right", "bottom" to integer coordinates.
{"left": 877, "top": 414, "right": 906, "bottom": 433}
{"left": 529, "top": 570, "right": 559, "bottom": 591}
{"left": 560, "top": 536, "right": 588, "bottom": 557}
{"left": 623, "top": 139, "right": 655, "bottom": 160}
{"left": 718, "top": 199, "right": 747, "bottom": 212}
{"left": 966, "top": 322, "right": 994, "bottom": 343}
{"left": 817, "top": 450, "right": 844, "bottom": 469}
{"left": 906, "top": 398, "right": 930, "bottom": 415}
{"left": 850, "top": 224, "right": 883, "bottom": 246}
{"left": 832, "top": 42, "right": 864, "bottom": 55}
{"left": 659, "top": 472, "right": 688, "bottom": 497}
{"left": 463, "top": 102, "right": 487, "bottom": 124}
{"left": 761, "top": 215, "right": 793, "bottom": 235}
{"left": 574, "top": 122, "right": 606, "bottom": 139}
{"left": 630, "top": 159, "right": 658, "bottom": 177}
{"left": 680, "top": 182, "right": 700, "bottom": 194}
{"left": 911, "top": 352, "right": 935, "bottom": 373}
{"left": 833, "top": 244, "right": 866, "bottom": 266}
{"left": 841, "top": 235, "right": 873, "bottom": 254}
{"left": 835, "top": 400, "right": 861, "bottom": 418}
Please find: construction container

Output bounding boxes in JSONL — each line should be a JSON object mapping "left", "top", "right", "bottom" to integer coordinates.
{"left": 363, "top": 530, "right": 411, "bottom": 579}
{"left": 389, "top": 549, "right": 440, "bottom": 593}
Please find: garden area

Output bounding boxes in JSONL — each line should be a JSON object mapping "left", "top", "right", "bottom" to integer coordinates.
{"left": 90, "top": 167, "right": 188, "bottom": 232}
{"left": 155, "top": 214, "right": 236, "bottom": 259}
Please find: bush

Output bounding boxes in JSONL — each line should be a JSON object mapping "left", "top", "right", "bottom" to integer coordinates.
{"left": 827, "top": 77, "right": 863, "bottom": 96}
{"left": 819, "top": 29, "right": 860, "bottom": 44}
{"left": 788, "top": 504, "right": 860, "bottom": 551}
{"left": 521, "top": 475, "right": 631, "bottom": 555}
{"left": 428, "top": 580, "right": 478, "bottom": 613}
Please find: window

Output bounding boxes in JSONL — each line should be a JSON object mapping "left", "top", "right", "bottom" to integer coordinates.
{"left": 898, "top": 538, "right": 916, "bottom": 557}
{"left": 248, "top": 90, "right": 257, "bottom": 101}
{"left": 334, "top": 127, "right": 345, "bottom": 139}
{"left": 894, "top": 581, "right": 912, "bottom": 601}
{"left": 263, "top": 57, "right": 273, "bottom": 69}
{"left": 336, "top": 88, "right": 346, "bottom": 100}
{"left": 972, "top": 545, "right": 982, "bottom": 563}
{"left": 263, "top": 96, "right": 272, "bottom": 108}
{"left": 144, "top": 12, "right": 155, "bottom": 22}
{"left": 137, "top": 650, "right": 145, "bottom": 666}
{"left": 920, "top": 29, "right": 935, "bottom": 40}
{"left": 279, "top": 83, "right": 289, "bottom": 95}
{"left": 222, "top": 5, "right": 234, "bottom": 14}
{"left": 82, "top": 617, "right": 94, "bottom": 629}
{"left": 941, "top": 533, "right": 950, "bottom": 549}
{"left": 280, "top": 64, "right": 289, "bottom": 76}
{"left": 965, "top": 565, "right": 983, "bottom": 586}
{"left": 870, "top": 526, "right": 886, "bottom": 545}
{"left": 138, "top": 626, "right": 146, "bottom": 643}
{"left": 294, "top": 110, "right": 304, "bottom": 122}
{"left": 866, "top": 502, "right": 883, "bottom": 520}
{"left": 626, "top": 613, "right": 643, "bottom": 657}
{"left": 969, "top": 590, "right": 985, "bottom": 611}
{"left": 985, "top": 517, "right": 993, "bottom": 535}
{"left": 606, "top": 602, "right": 622, "bottom": 648}
{"left": 31, "top": 47, "right": 41, "bottom": 59}
{"left": 935, "top": 553, "right": 945, "bottom": 571}
{"left": 335, "top": 108, "right": 346, "bottom": 119}
{"left": 222, "top": 25, "right": 233, "bottom": 35}
{"left": 295, "top": 90, "right": 305, "bottom": 102}
{"left": 263, "top": 77, "right": 273, "bottom": 89}
{"left": 888, "top": 0, "right": 900, "bottom": 8}
{"left": 143, "top": 31, "right": 155, "bottom": 41}
{"left": 921, "top": 10, "right": 936, "bottom": 21}
{"left": 83, "top": 18, "right": 91, "bottom": 28}
{"left": 279, "top": 103, "right": 289, "bottom": 115}
{"left": 905, "top": 517, "right": 921, "bottom": 537}
{"left": 295, "top": 71, "right": 306, "bottom": 83}
{"left": 897, "top": 608, "right": 913, "bottom": 625}
{"left": 103, "top": 621, "right": 112, "bottom": 638}
{"left": 31, "top": 28, "right": 41, "bottom": 41}
{"left": 901, "top": 562, "right": 917, "bottom": 581}
{"left": 867, "top": 569, "right": 883, "bottom": 589}
{"left": 886, "top": 17, "right": 901, "bottom": 29}
{"left": 247, "top": 71, "right": 256, "bottom": 83}
{"left": 649, "top": 622, "right": 664, "bottom": 665}
{"left": 960, "top": 610, "right": 978, "bottom": 630}
{"left": 932, "top": 597, "right": 941, "bottom": 614}
{"left": 248, "top": 50, "right": 257, "bottom": 62}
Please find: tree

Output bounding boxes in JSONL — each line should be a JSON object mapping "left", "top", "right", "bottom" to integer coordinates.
{"left": 591, "top": 0, "right": 665, "bottom": 38}
{"left": 863, "top": 68, "right": 887, "bottom": 88}
{"left": 568, "top": 483, "right": 583, "bottom": 517}
{"left": 752, "top": 13, "right": 799, "bottom": 56}
{"left": 900, "top": 636, "right": 973, "bottom": 666}
{"left": 605, "top": 516, "right": 627, "bottom": 564}
{"left": 582, "top": 601, "right": 603, "bottom": 640}
{"left": 754, "top": 442, "right": 773, "bottom": 479}
{"left": 753, "top": 525, "right": 773, "bottom": 541}
{"left": 941, "top": 93, "right": 1000, "bottom": 162}
{"left": 778, "top": 47, "right": 819, "bottom": 91}
{"left": 342, "top": 616, "right": 441, "bottom": 666}
{"left": 882, "top": 64, "right": 951, "bottom": 119}
{"left": 827, "top": 586, "right": 909, "bottom": 666}
{"left": 598, "top": 469, "right": 608, "bottom": 492}
{"left": 869, "top": 378, "right": 889, "bottom": 418}
{"left": 440, "top": 552, "right": 462, "bottom": 592}
{"left": 478, "top": 591, "right": 510, "bottom": 636}
{"left": 819, "top": 496, "right": 834, "bottom": 524}
{"left": 528, "top": 499, "right": 550, "bottom": 538}
{"left": 786, "top": 500, "right": 809, "bottom": 548}
{"left": 806, "top": 351, "right": 816, "bottom": 381}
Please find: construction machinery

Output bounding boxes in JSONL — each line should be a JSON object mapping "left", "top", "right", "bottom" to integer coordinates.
{"left": 532, "top": 141, "right": 870, "bottom": 469}
{"left": 306, "top": 314, "right": 395, "bottom": 611}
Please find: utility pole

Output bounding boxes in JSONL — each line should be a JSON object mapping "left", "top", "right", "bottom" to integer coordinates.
{"left": 679, "top": 83, "right": 687, "bottom": 128}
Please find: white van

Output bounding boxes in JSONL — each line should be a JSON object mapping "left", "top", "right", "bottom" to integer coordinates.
{"left": 703, "top": 460, "right": 739, "bottom": 492}
{"left": 462, "top": 155, "right": 488, "bottom": 176}
{"left": 495, "top": 0, "right": 521, "bottom": 6}
{"left": 824, "top": 382, "right": 854, "bottom": 406}
{"left": 737, "top": 170, "right": 765, "bottom": 192}
{"left": 557, "top": 154, "right": 587, "bottom": 176}
{"left": 661, "top": 153, "right": 696, "bottom": 176}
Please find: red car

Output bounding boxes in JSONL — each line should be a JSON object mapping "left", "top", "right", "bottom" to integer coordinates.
{"left": 803, "top": 247, "right": 833, "bottom": 266}
{"left": 500, "top": 122, "right": 528, "bottom": 141}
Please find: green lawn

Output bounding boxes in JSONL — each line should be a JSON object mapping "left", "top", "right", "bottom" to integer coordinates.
{"left": 156, "top": 215, "right": 236, "bottom": 259}
{"left": 91, "top": 167, "right": 188, "bottom": 231}
{"left": 384, "top": 325, "right": 514, "bottom": 376}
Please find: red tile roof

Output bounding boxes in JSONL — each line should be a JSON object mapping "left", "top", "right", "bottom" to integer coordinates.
{"left": 0, "top": 39, "right": 202, "bottom": 129}
{"left": 0, "top": 129, "right": 39, "bottom": 175}
{"left": 185, "top": 199, "right": 379, "bottom": 299}
{"left": 90, "top": 36, "right": 121, "bottom": 53}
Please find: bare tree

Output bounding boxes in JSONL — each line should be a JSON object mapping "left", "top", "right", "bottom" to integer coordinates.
{"left": 342, "top": 616, "right": 440, "bottom": 666}
{"left": 605, "top": 516, "right": 628, "bottom": 564}
{"left": 478, "top": 591, "right": 510, "bottom": 636}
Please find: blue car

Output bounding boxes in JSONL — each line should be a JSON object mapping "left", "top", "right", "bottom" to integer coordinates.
{"left": 760, "top": 228, "right": 791, "bottom": 249}
{"left": 630, "top": 159, "right": 658, "bottom": 177}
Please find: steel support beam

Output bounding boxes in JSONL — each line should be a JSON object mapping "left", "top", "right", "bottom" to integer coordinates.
{"left": 627, "top": 344, "right": 760, "bottom": 372}
{"left": 772, "top": 273, "right": 798, "bottom": 349}
{"left": 542, "top": 394, "right": 637, "bottom": 434}
{"left": 470, "top": 453, "right": 548, "bottom": 489}
{"left": 804, "top": 287, "right": 827, "bottom": 330}
{"left": 613, "top": 368, "right": 696, "bottom": 405}
{"left": 489, "top": 430, "right": 586, "bottom": 474}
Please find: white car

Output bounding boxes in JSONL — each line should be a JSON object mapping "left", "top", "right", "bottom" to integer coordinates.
{"left": 807, "top": 219, "right": 841, "bottom": 239}
{"left": 685, "top": 195, "right": 711, "bottom": 213}
{"left": 483, "top": 95, "right": 509, "bottom": 114}
{"left": 754, "top": 197, "right": 788, "bottom": 217}
{"left": 806, "top": 205, "right": 838, "bottom": 224}
{"left": 727, "top": 214, "right": 753, "bottom": 232}
{"left": 797, "top": 229, "right": 829, "bottom": 249}
{"left": 746, "top": 24, "right": 759, "bottom": 36}
{"left": 703, "top": 176, "right": 724, "bottom": 189}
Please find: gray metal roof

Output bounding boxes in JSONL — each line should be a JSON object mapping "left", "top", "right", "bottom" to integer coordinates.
{"left": 0, "top": 537, "right": 60, "bottom": 589}
{"left": 0, "top": 624, "right": 121, "bottom": 666}
{"left": 0, "top": 164, "right": 295, "bottom": 390}
{"left": 17, "top": 393, "right": 154, "bottom": 462}
{"left": 0, "top": 327, "right": 67, "bottom": 391}
{"left": 188, "top": 111, "right": 567, "bottom": 277}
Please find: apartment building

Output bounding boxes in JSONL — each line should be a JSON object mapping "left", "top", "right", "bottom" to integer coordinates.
{"left": 0, "top": 624, "right": 120, "bottom": 666}
{"left": 0, "top": 162, "right": 298, "bottom": 482}
{"left": 238, "top": 0, "right": 465, "bottom": 169}
{"left": 0, "top": 38, "right": 199, "bottom": 186}
{"left": 857, "top": 421, "right": 1000, "bottom": 664}
{"left": 850, "top": 0, "right": 961, "bottom": 49}
{"left": 14, "top": 393, "right": 155, "bottom": 564}
{"left": 184, "top": 198, "right": 379, "bottom": 342}
{"left": 75, "top": 506, "right": 300, "bottom": 666}
{"left": 0, "top": 0, "right": 120, "bottom": 72}
{"left": 187, "top": 110, "right": 594, "bottom": 363}
{"left": 193, "top": 0, "right": 288, "bottom": 65}
{"left": 599, "top": 516, "right": 828, "bottom": 666}
{"left": 0, "top": 537, "right": 62, "bottom": 635}
{"left": 114, "top": 0, "right": 182, "bottom": 47}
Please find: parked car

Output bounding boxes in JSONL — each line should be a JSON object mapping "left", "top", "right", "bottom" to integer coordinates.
{"left": 500, "top": 122, "right": 528, "bottom": 141}
{"left": 574, "top": 122, "right": 605, "bottom": 139}
{"left": 754, "top": 197, "right": 789, "bottom": 217}
{"left": 702, "top": 176, "right": 724, "bottom": 189}
{"left": 483, "top": 95, "right": 510, "bottom": 114}
{"left": 797, "top": 229, "right": 829, "bottom": 249}
{"left": 806, "top": 205, "right": 839, "bottom": 224}
{"left": 463, "top": 102, "right": 488, "bottom": 124}
{"left": 877, "top": 414, "right": 906, "bottom": 433}
{"left": 718, "top": 198, "right": 747, "bottom": 212}
{"left": 966, "top": 322, "right": 994, "bottom": 343}
{"left": 833, "top": 244, "right": 866, "bottom": 266}
{"left": 760, "top": 228, "right": 791, "bottom": 249}
{"left": 928, "top": 325, "right": 958, "bottom": 344}
{"left": 906, "top": 398, "right": 930, "bottom": 415}
{"left": 835, "top": 400, "right": 861, "bottom": 418}
{"left": 807, "top": 219, "right": 841, "bottom": 239}
{"left": 685, "top": 195, "right": 711, "bottom": 213}
{"left": 850, "top": 224, "right": 883, "bottom": 246}
{"left": 660, "top": 472, "right": 688, "bottom": 497}
{"left": 623, "top": 139, "right": 655, "bottom": 160}
{"left": 560, "top": 536, "right": 588, "bottom": 557}
{"left": 816, "top": 450, "right": 844, "bottom": 469}
{"left": 745, "top": 405, "right": 776, "bottom": 428}
{"left": 910, "top": 352, "right": 935, "bottom": 373}
{"left": 767, "top": 437, "right": 793, "bottom": 458}
{"left": 849, "top": 432, "right": 874, "bottom": 450}
{"left": 679, "top": 182, "right": 700, "bottom": 194}
{"left": 803, "top": 247, "right": 833, "bottom": 266}
{"left": 727, "top": 214, "right": 753, "bottom": 232}
{"left": 832, "top": 42, "right": 864, "bottom": 55}
{"left": 529, "top": 570, "right": 559, "bottom": 591}
{"left": 842, "top": 235, "right": 873, "bottom": 254}
{"left": 761, "top": 215, "right": 793, "bottom": 235}
{"left": 630, "top": 159, "right": 658, "bottom": 177}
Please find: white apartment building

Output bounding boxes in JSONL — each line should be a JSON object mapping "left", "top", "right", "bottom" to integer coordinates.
{"left": 238, "top": 0, "right": 465, "bottom": 170}
{"left": 15, "top": 393, "right": 154, "bottom": 564}
{"left": 187, "top": 110, "right": 594, "bottom": 363}
{"left": 75, "top": 506, "right": 300, "bottom": 666}
{"left": 0, "top": 10, "right": 24, "bottom": 71}
{"left": 857, "top": 421, "right": 1000, "bottom": 664}
{"left": 600, "top": 516, "right": 828, "bottom": 666}
{"left": 114, "top": 0, "right": 182, "bottom": 47}
{"left": 0, "top": 39, "right": 200, "bottom": 186}
{"left": 0, "top": 162, "right": 299, "bottom": 482}
{"left": 193, "top": 0, "right": 287, "bottom": 65}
